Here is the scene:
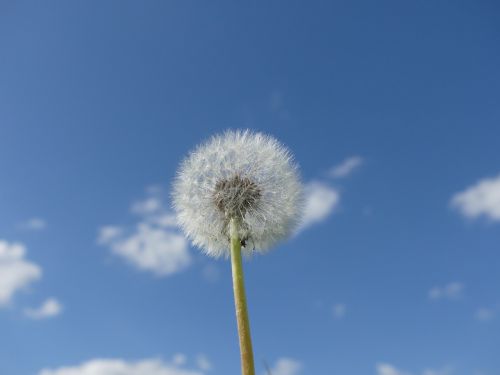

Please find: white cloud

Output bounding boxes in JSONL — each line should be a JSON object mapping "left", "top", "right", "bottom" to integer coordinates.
{"left": 172, "top": 354, "right": 187, "bottom": 366}
{"left": 195, "top": 355, "right": 212, "bottom": 372}
{"left": 104, "top": 223, "right": 190, "bottom": 277}
{"left": 24, "top": 298, "right": 63, "bottom": 319}
{"left": 0, "top": 240, "right": 42, "bottom": 306}
{"left": 131, "top": 197, "right": 162, "bottom": 215}
{"left": 98, "top": 188, "right": 191, "bottom": 277}
{"left": 377, "top": 363, "right": 411, "bottom": 375}
{"left": 97, "top": 226, "right": 123, "bottom": 245}
{"left": 376, "top": 363, "right": 452, "bottom": 375}
{"left": 428, "top": 282, "right": 463, "bottom": 301}
{"left": 296, "top": 182, "right": 340, "bottom": 233}
{"left": 20, "top": 217, "right": 47, "bottom": 231}
{"left": 475, "top": 307, "right": 496, "bottom": 322}
{"left": 422, "top": 368, "right": 453, "bottom": 375}
{"left": 146, "top": 184, "right": 163, "bottom": 195}
{"left": 38, "top": 358, "right": 205, "bottom": 375}
{"left": 266, "top": 358, "right": 302, "bottom": 375}
{"left": 332, "top": 303, "right": 347, "bottom": 319}
{"left": 451, "top": 174, "right": 500, "bottom": 221}
{"left": 329, "top": 156, "right": 363, "bottom": 178}
{"left": 149, "top": 213, "right": 178, "bottom": 228}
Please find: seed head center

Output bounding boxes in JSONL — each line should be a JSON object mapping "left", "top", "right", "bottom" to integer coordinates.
{"left": 213, "top": 175, "right": 261, "bottom": 218}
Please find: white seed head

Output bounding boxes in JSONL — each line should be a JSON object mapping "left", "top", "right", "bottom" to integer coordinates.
{"left": 172, "top": 130, "right": 303, "bottom": 258}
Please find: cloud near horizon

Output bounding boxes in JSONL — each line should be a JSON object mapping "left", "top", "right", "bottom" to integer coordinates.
{"left": 266, "top": 358, "right": 302, "bottom": 375}
{"left": 39, "top": 357, "right": 206, "bottom": 375}
{"left": 376, "top": 363, "right": 452, "bottom": 375}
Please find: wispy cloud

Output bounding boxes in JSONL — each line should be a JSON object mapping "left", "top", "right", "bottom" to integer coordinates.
{"left": 97, "top": 226, "right": 123, "bottom": 245}
{"left": 376, "top": 363, "right": 453, "bottom": 375}
{"left": 422, "top": 368, "right": 454, "bottom": 375}
{"left": 428, "top": 282, "right": 464, "bottom": 301}
{"left": 332, "top": 303, "right": 347, "bottom": 319}
{"left": 131, "top": 197, "right": 162, "bottom": 215}
{"left": 475, "top": 307, "right": 497, "bottom": 322}
{"left": 266, "top": 358, "right": 302, "bottom": 375}
{"left": 39, "top": 357, "right": 206, "bottom": 375}
{"left": 172, "top": 354, "right": 187, "bottom": 366}
{"left": 24, "top": 298, "right": 63, "bottom": 319}
{"left": 195, "top": 355, "right": 212, "bottom": 372}
{"left": 98, "top": 187, "right": 191, "bottom": 277}
{"left": 0, "top": 240, "right": 42, "bottom": 306}
{"left": 329, "top": 156, "right": 363, "bottom": 178}
{"left": 20, "top": 217, "right": 47, "bottom": 231}
{"left": 377, "top": 363, "right": 411, "bottom": 375}
{"left": 296, "top": 182, "right": 340, "bottom": 233}
{"left": 451, "top": 174, "right": 500, "bottom": 221}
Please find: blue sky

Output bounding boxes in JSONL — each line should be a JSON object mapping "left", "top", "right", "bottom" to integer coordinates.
{"left": 1, "top": 1, "right": 499, "bottom": 375}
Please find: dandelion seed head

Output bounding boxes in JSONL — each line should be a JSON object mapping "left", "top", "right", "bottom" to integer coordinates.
{"left": 172, "top": 130, "right": 303, "bottom": 257}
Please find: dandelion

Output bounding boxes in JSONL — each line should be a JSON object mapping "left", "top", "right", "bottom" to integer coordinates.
{"left": 172, "top": 130, "right": 303, "bottom": 375}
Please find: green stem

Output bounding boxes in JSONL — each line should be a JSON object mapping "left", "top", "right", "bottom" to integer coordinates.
{"left": 230, "top": 218, "right": 256, "bottom": 375}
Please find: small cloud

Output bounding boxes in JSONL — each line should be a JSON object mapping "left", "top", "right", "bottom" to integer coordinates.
{"left": 266, "top": 358, "right": 302, "bottom": 375}
{"left": 296, "top": 182, "right": 340, "bottom": 233}
{"left": 475, "top": 307, "right": 496, "bottom": 322}
{"left": 149, "top": 213, "right": 178, "bottom": 228}
{"left": 131, "top": 197, "right": 162, "bottom": 215}
{"left": 103, "top": 223, "right": 190, "bottom": 277}
{"left": 20, "top": 218, "right": 47, "bottom": 231}
{"left": 0, "top": 240, "right": 42, "bottom": 306}
{"left": 172, "top": 354, "right": 187, "bottom": 366}
{"left": 196, "top": 355, "right": 212, "bottom": 371}
{"left": 146, "top": 184, "right": 163, "bottom": 195}
{"left": 97, "top": 226, "right": 123, "bottom": 245}
{"left": 428, "top": 282, "right": 464, "bottom": 301}
{"left": 38, "top": 357, "right": 205, "bottom": 375}
{"left": 98, "top": 187, "right": 191, "bottom": 277}
{"left": 422, "top": 367, "right": 453, "bottom": 375}
{"left": 332, "top": 303, "right": 347, "bottom": 319}
{"left": 376, "top": 363, "right": 410, "bottom": 375}
{"left": 24, "top": 298, "right": 62, "bottom": 319}
{"left": 376, "top": 363, "right": 452, "bottom": 375}
{"left": 451, "top": 174, "right": 500, "bottom": 221}
{"left": 329, "top": 156, "right": 363, "bottom": 178}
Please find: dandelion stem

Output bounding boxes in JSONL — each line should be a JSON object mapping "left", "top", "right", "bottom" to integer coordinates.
{"left": 230, "top": 217, "right": 255, "bottom": 375}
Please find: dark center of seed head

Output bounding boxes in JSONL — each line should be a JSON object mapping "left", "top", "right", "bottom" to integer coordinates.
{"left": 213, "top": 175, "right": 262, "bottom": 218}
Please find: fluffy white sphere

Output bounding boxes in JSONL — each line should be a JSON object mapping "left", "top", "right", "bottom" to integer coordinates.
{"left": 172, "top": 130, "right": 303, "bottom": 258}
